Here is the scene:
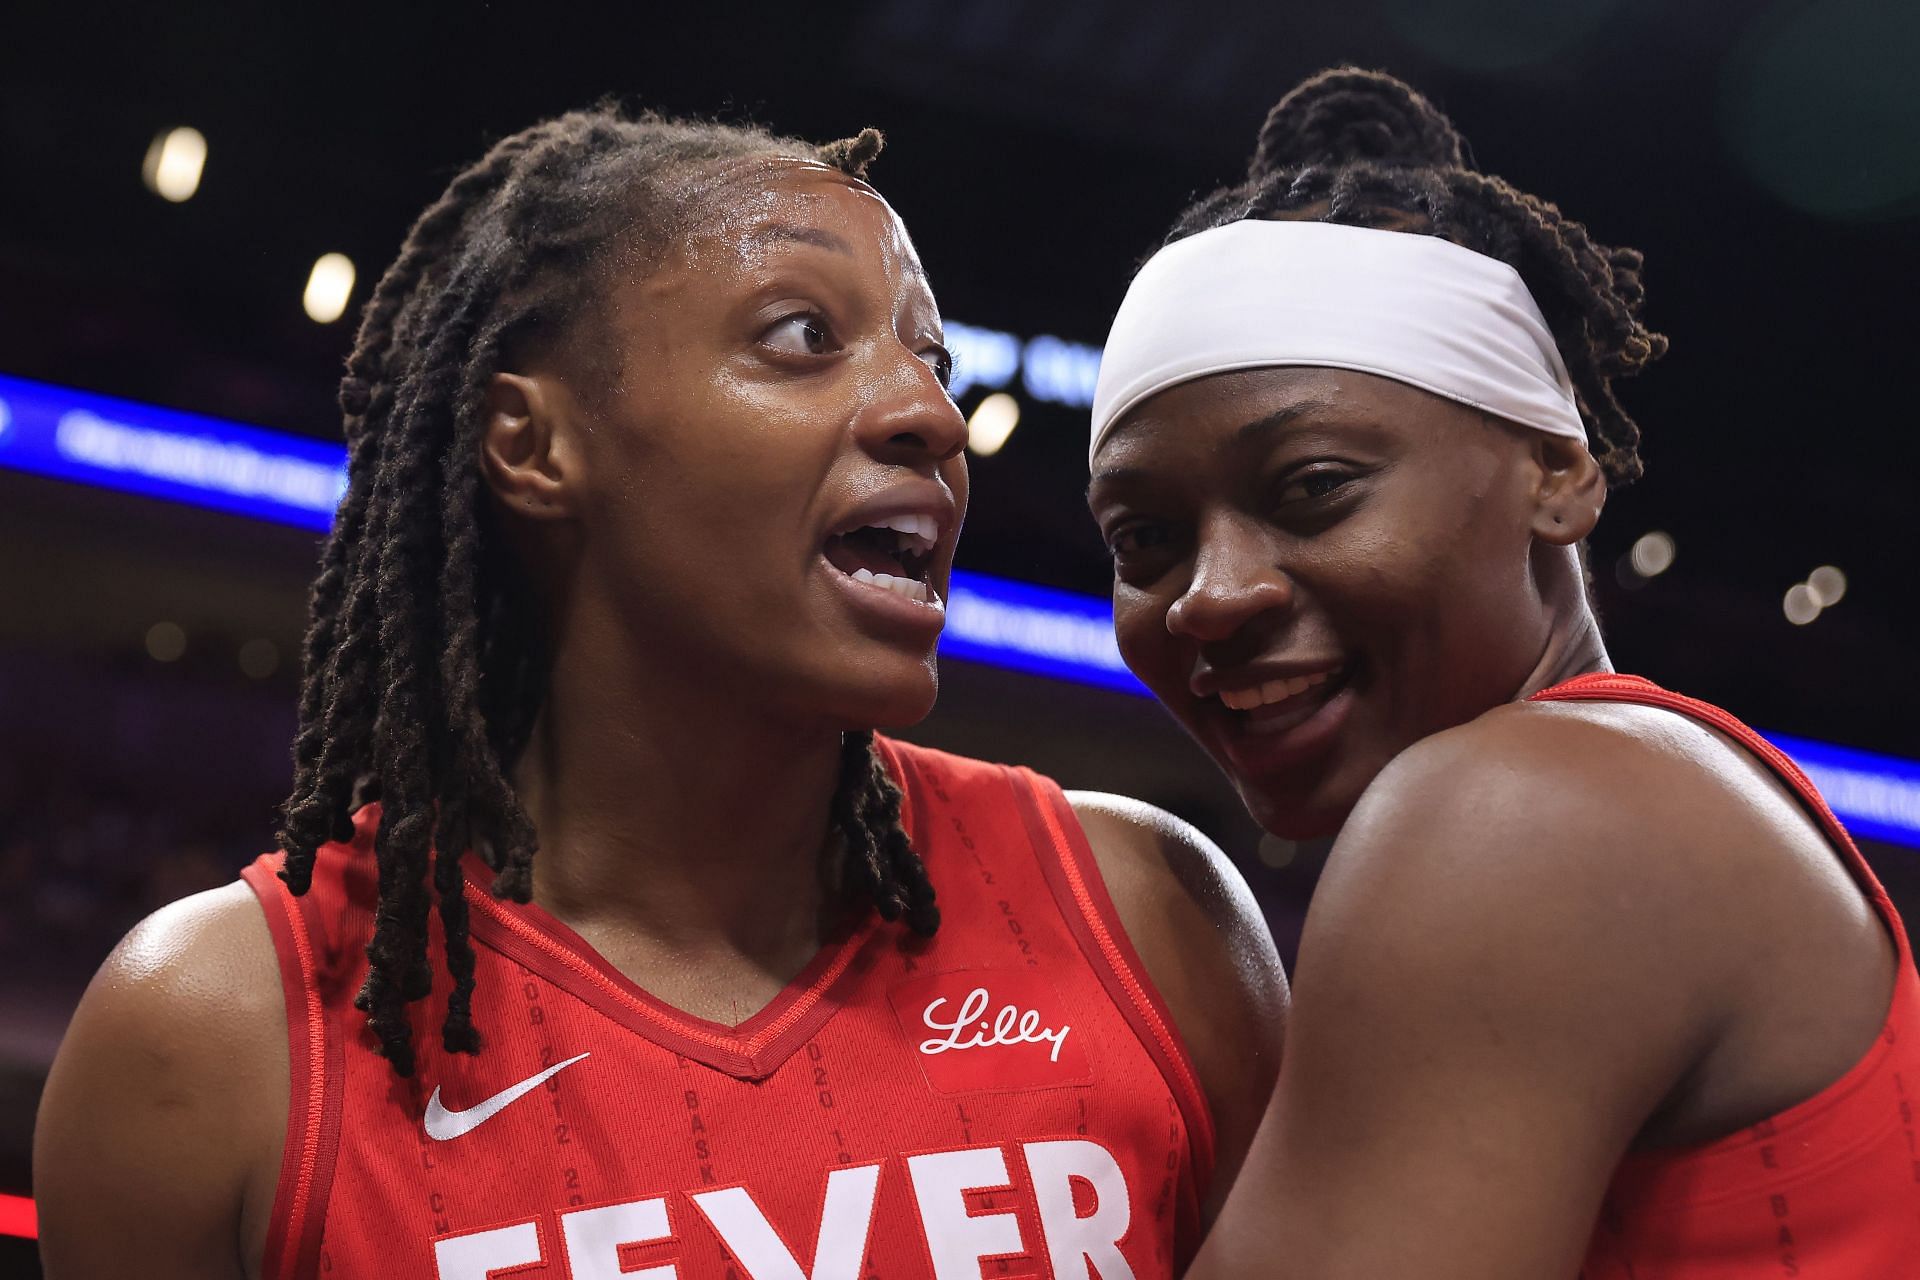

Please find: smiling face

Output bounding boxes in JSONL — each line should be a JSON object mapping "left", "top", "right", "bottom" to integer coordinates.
{"left": 1089, "top": 366, "right": 1590, "bottom": 837}
{"left": 496, "top": 159, "right": 968, "bottom": 732}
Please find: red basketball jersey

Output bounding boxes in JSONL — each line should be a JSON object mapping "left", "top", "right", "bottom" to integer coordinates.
{"left": 1527, "top": 675, "right": 1920, "bottom": 1278}
{"left": 240, "top": 739, "right": 1214, "bottom": 1280}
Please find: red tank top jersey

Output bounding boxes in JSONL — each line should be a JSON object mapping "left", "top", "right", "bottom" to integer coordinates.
{"left": 1527, "top": 675, "right": 1920, "bottom": 1278}
{"left": 239, "top": 739, "right": 1213, "bottom": 1280}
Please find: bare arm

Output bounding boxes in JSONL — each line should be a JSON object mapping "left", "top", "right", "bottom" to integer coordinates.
{"left": 1068, "top": 791, "right": 1288, "bottom": 1225}
{"left": 1185, "top": 714, "right": 1758, "bottom": 1279}
{"left": 34, "top": 881, "right": 288, "bottom": 1279}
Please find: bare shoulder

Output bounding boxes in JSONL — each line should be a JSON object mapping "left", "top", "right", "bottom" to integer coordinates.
{"left": 1064, "top": 792, "right": 1286, "bottom": 1032}
{"left": 1303, "top": 697, "right": 1871, "bottom": 1123}
{"left": 1325, "top": 706, "right": 1734, "bottom": 959}
{"left": 35, "top": 880, "right": 287, "bottom": 1279}
{"left": 1346, "top": 696, "right": 1865, "bottom": 915}
{"left": 1344, "top": 697, "right": 1792, "bottom": 898}
{"left": 1066, "top": 791, "right": 1286, "bottom": 1219}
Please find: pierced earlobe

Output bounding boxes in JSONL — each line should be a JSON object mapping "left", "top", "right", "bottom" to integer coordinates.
{"left": 1529, "top": 433, "right": 1605, "bottom": 545}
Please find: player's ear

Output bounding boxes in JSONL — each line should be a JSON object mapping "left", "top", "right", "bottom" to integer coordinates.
{"left": 1530, "top": 433, "right": 1604, "bottom": 545}
{"left": 480, "top": 372, "right": 586, "bottom": 520}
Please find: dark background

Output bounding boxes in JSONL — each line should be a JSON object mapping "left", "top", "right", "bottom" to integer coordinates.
{"left": 2, "top": 1, "right": 1915, "bottom": 1271}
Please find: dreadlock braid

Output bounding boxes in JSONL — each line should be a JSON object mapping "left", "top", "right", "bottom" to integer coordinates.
{"left": 834, "top": 731, "right": 940, "bottom": 935}
{"left": 1165, "top": 66, "right": 1666, "bottom": 486}
{"left": 817, "top": 126, "right": 886, "bottom": 179}
{"left": 277, "top": 108, "right": 937, "bottom": 1076}
{"left": 282, "top": 132, "right": 556, "bottom": 876}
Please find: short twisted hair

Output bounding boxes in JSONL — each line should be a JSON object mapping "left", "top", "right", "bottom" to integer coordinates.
{"left": 1163, "top": 67, "right": 1665, "bottom": 486}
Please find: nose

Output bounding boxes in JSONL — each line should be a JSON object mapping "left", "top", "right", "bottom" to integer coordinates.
{"left": 853, "top": 344, "right": 968, "bottom": 464}
{"left": 1165, "top": 516, "right": 1296, "bottom": 645}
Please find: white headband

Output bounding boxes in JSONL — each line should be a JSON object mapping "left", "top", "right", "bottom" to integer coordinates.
{"left": 1089, "top": 220, "right": 1587, "bottom": 464}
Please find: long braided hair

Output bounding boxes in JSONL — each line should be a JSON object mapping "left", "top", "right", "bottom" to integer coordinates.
{"left": 1164, "top": 67, "right": 1666, "bottom": 486}
{"left": 276, "top": 109, "right": 936, "bottom": 1078}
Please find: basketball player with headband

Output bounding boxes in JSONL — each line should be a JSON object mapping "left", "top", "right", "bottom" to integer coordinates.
{"left": 1086, "top": 69, "right": 1920, "bottom": 1276}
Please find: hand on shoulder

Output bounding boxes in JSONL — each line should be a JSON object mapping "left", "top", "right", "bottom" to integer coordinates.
{"left": 35, "top": 881, "right": 286, "bottom": 1279}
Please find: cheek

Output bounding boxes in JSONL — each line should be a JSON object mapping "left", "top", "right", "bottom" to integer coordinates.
{"left": 1112, "top": 587, "right": 1183, "bottom": 689}
{"left": 594, "top": 442, "right": 816, "bottom": 609}
{"left": 945, "top": 455, "right": 971, "bottom": 525}
{"left": 620, "top": 388, "right": 829, "bottom": 531}
{"left": 1300, "top": 520, "right": 1450, "bottom": 633}
{"left": 1337, "top": 476, "right": 1520, "bottom": 616}
{"left": 1322, "top": 489, "right": 1542, "bottom": 704}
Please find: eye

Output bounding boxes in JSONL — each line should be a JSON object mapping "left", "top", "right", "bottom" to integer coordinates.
{"left": 762, "top": 311, "right": 836, "bottom": 357}
{"left": 1107, "top": 521, "right": 1174, "bottom": 559}
{"left": 1275, "top": 467, "right": 1356, "bottom": 505}
{"left": 919, "top": 343, "right": 955, "bottom": 391}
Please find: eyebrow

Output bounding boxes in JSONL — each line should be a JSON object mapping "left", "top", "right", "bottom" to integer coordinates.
{"left": 1088, "top": 393, "right": 1345, "bottom": 495}
{"left": 1232, "top": 394, "right": 1342, "bottom": 446}
{"left": 745, "top": 223, "right": 857, "bottom": 255}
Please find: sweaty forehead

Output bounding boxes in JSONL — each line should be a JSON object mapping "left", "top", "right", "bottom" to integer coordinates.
{"left": 673, "top": 158, "right": 920, "bottom": 272}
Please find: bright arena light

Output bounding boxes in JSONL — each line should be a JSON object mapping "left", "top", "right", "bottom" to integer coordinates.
{"left": 303, "top": 254, "right": 356, "bottom": 324}
{"left": 1808, "top": 564, "right": 1848, "bottom": 607}
{"left": 966, "top": 392, "right": 1021, "bottom": 457}
{"left": 1783, "top": 582, "right": 1822, "bottom": 626}
{"left": 1629, "top": 530, "right": 1677, "bottom": 578}
{"left": 142, "top": 127, "right": 206, "bottom": 202}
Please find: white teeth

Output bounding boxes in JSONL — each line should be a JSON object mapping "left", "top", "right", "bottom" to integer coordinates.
{"left": 866, "top": 513, "right": 939, "bottom": 554}
{"left": 1219, "top": 670, "right": 1339, "bottom": 711}
{"left": 846, "top": 565, "right": 943, "bottom": 611}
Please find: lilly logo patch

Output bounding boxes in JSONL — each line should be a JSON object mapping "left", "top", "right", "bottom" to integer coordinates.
{"left": 889, "top": 969, "right": 1093, "bottom": 1095}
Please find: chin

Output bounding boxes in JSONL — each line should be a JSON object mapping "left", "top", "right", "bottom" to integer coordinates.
{"left": 1226, "top": 756, "right": 1365, "bottom": 842}
{"left": 1245, "top": 790, "right": 1351, "bottom": 841}
{"left": 823, "top": 655, "right": 940, "bottom": 732}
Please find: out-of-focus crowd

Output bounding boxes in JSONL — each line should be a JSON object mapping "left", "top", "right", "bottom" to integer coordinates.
{"left": 0, "top": 774, "right": 266, "bottom": 984}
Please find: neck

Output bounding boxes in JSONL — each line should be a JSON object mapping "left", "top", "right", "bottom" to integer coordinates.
{"left": 1513, "top": 544, "right": 1613, "bottom": 701}
{"left": 510, "top": 614, "right": 846, "bottom": 958}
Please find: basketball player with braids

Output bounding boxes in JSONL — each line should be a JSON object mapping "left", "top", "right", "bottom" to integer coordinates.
{"left": 1086, "top": 70, "right": 1920, "bottom": 1276}
{"left": 35, "top": 109, "right": 1284, "bottom": 1279}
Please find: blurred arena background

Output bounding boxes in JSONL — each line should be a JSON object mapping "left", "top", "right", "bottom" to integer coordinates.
{"left": 2, "top": 0, "right": 1917, "bottom": 1267}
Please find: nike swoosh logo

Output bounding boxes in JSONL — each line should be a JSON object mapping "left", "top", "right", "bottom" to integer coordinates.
{"left": 424, "top": 1051, "right": 591, "bottom": 1141}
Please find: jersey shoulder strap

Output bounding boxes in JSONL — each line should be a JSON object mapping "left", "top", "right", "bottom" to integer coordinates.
{"left": 237, "top": 805, "right": 393, "bottom": 1280}
{"left": 1528, "top": 672, "right": 1913, "bottom": 964}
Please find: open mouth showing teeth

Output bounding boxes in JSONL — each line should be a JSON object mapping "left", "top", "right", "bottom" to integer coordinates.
{"left": 823, "top": 514, "right": 942, "bottom": 609}
{"left": 1215, "top": 665, "right": 1352, "bottom": 738}
{"left": 1219, "top": 668, "right": 1342, "bottom": 711}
